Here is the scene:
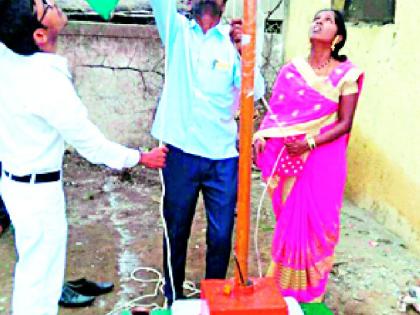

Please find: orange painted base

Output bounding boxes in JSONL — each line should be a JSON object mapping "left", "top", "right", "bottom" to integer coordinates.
{"left": 200, "top": 277, "right": 288, "bottom": 315}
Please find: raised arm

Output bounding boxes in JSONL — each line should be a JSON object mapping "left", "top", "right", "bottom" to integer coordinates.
{"left": 149, "top": 0, "right": 181, "bottom": 46}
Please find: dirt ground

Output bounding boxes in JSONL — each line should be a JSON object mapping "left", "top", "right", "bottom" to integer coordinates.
{"left": 0, "top": 151, "right": 419, "bottom": 315}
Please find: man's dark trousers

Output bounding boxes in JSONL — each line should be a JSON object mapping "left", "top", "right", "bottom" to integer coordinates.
{"left": 162, "top": 145, "right": 238, "bottom": 303}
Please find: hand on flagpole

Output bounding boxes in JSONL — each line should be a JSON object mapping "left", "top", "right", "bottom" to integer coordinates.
{"left": 230, "top": 18, "right": 243, "bottom": 55}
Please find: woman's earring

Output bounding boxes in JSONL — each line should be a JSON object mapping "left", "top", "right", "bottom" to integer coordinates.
{"left": 331, "top": 36, "right": 339, "bottom": 51}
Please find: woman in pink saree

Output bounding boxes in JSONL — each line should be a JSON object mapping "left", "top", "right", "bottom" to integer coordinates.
{"left": 254, "top": 10, "right": 364, "bottom": 303}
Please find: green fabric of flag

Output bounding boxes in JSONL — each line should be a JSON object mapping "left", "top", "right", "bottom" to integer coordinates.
{"left": 85, "top": 0, "right": 119, "bottom": 20}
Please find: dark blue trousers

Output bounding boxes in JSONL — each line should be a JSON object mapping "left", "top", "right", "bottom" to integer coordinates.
{"left": 162, "top": 145, "right": 238, "bottom": 303}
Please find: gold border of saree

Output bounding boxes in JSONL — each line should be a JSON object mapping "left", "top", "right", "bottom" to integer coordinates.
{"left": 267, "top": 255, "right": 334, "bottom": 291}
{"left": 292, "top": 57, "right": 363, "bottom": 102}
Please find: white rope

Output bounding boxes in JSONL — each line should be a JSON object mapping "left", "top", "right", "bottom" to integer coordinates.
{"left": 157, "top": 0, "right": 203, "bottom": 304}
{"left": 253, "top": 96, "right": 286, "bottom": 277}
{"left": 104, "top": 267, "right": 200, "bottom": 314}
{"left": 158, "top": 0, "right": 176, "bottom": 304}
{"left": 105, "top": 2, "right": 177, "bottom": 314}
{"left": 254, "top": 146, "right": 284, "bottom": 277}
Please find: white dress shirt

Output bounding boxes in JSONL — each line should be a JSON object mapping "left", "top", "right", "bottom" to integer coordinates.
{"left": 0, "top": 43, "right": 139, "bottom": 176}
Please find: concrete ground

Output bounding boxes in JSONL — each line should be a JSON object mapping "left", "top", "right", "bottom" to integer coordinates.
{"left": 0, "top": 151, "right": 419, "bottom": 315}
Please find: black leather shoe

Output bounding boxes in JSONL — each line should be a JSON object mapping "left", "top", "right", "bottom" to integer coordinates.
{"left": 65, "top": 278, "right": 114, "bottom": 296}
{"left": 58, "top": 284, "right": 95, "bottom": 307}
{"left": 0, "top": 201, "right": 10, "bottom": 236}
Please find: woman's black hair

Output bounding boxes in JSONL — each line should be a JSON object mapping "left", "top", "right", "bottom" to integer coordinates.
{"left": 315, "top": 9, "right": 347, "bottom": 62}
{"left": 0, "top": 0, "right": 43, "bottom": 55}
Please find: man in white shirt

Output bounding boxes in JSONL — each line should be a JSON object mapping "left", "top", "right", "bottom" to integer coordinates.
{"left": 0, "top": 1, "right": 167, "bottom": 314}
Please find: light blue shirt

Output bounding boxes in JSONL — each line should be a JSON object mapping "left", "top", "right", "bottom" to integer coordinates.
{"left": 150, "top": 0, "right": 265, "bottom": 159}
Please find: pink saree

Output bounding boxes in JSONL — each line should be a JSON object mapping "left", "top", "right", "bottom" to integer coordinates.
{"left": 255, "top": 57, "right": 364, "bottom": 302}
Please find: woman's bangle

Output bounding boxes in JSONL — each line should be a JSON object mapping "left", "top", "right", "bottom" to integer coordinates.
{"left": 306, "top": 135, "right": 317, "bottom": 150}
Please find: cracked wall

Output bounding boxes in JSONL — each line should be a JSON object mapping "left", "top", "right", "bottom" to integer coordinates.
{"left": 59, "top": 23, "right": 164, "bottom": 148}
{"left": 58, "top": 19, "right": 283, "bottom": 148}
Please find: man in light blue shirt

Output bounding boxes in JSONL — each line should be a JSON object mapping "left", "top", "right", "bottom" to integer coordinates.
{"left": 149, "top": 0, "right": 265, "bottom": 305}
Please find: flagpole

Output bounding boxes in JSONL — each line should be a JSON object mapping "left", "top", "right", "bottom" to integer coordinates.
{"left": 235, "top": 0, "right": 257, "bottom": 287}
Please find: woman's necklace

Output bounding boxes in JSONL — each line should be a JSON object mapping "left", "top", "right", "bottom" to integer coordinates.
{"left": 309, "top": 57, "right": 332, "bottom": 70}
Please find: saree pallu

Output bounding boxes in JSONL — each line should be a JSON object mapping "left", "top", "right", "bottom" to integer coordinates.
{"left": 255, "top": 57, "right": 364, "bottom": 302}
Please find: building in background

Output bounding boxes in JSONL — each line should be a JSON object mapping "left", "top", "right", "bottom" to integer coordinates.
{"left": 56, "top": 0, "right": 418, "bottom": 252}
